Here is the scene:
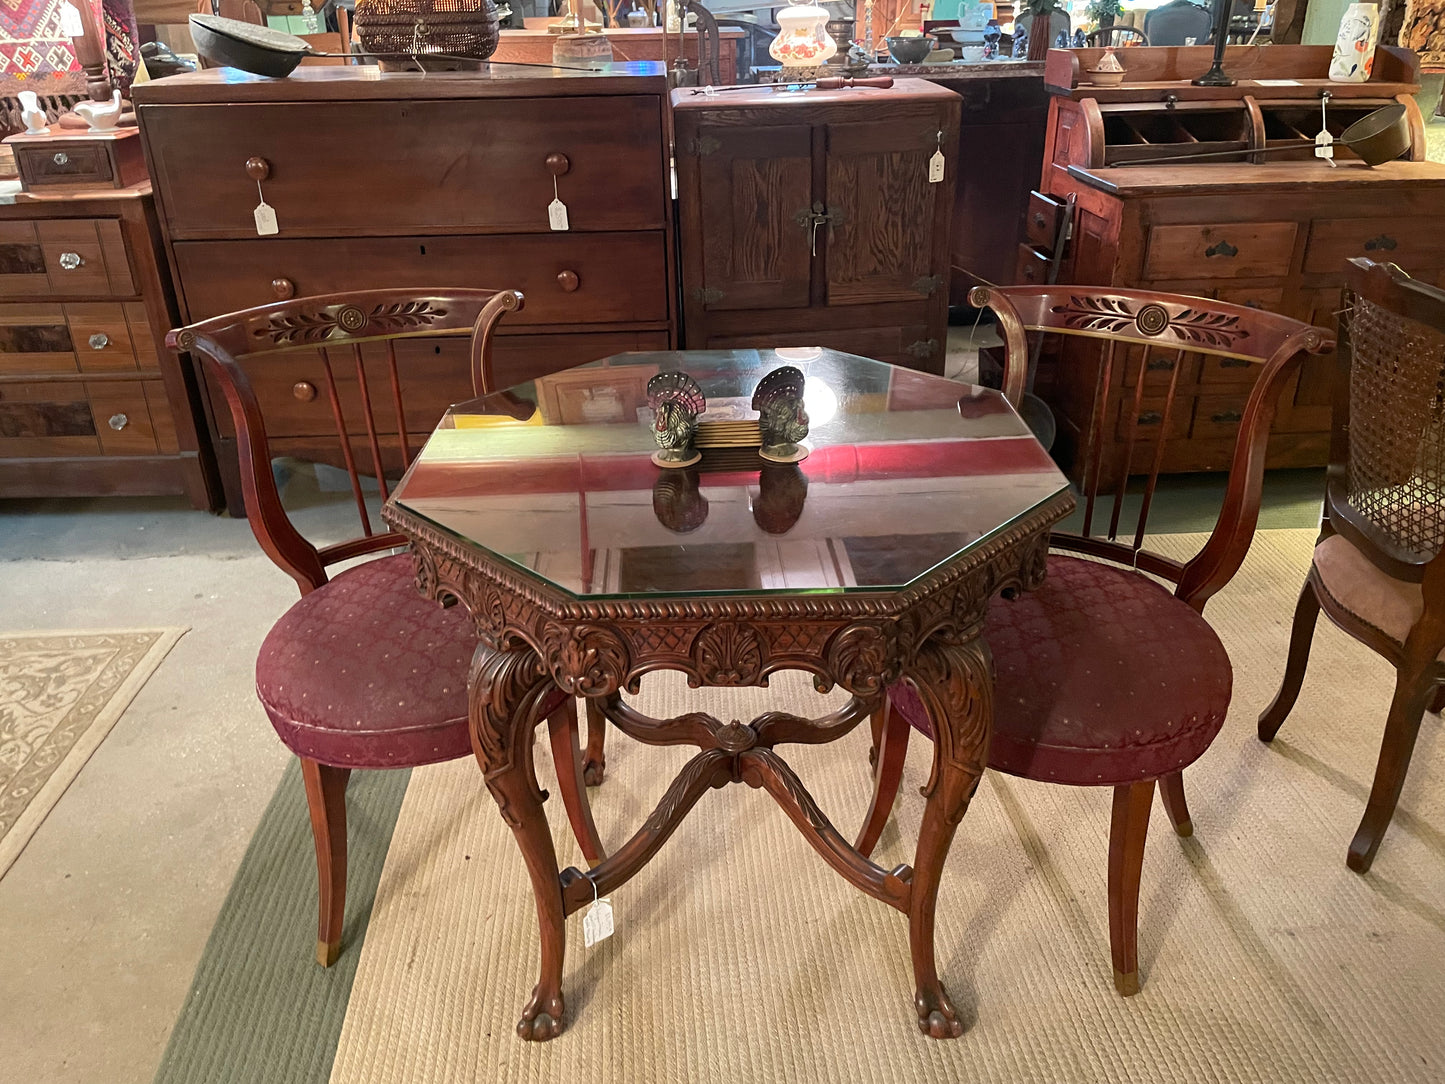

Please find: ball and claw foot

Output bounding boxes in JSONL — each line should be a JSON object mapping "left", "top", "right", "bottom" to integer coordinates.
{"left": 583, "top": 756, "right": 605, "bottom": 788}
{"left": 915, "top": 989, "right": 963, "bottom": 1039}
{"left": 516, "top": 988, "right": 565, "bottom": 1041}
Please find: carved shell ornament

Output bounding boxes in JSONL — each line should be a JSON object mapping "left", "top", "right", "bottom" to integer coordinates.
{"left": 1051, "top": 296, "right": 1250, "bottom": 349}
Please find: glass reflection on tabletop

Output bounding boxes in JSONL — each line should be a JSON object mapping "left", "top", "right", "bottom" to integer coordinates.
{"left": 390, "top": 348, "right": 1069, "bottom": 600}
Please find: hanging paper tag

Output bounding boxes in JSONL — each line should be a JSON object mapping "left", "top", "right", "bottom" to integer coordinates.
{"left": 59, "top": 1, "right": 84, "bottom": 37}
{"left": 928, "top": 150, "right": 945, "bottom": 184}
{"left": 582, "top": 897, "right": 614, "bottom": 947}
{"left": 548, "top": 198, "right": 570, "bottom": 232}
{"left": 1314, "top": 131, "right": 1335, "bottom": 160}
{"left": 254, "top": 201, "right": 279, "bottom": 236}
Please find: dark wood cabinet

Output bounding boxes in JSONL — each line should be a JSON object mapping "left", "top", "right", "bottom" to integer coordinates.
{"left": 1032, "top": 45, "right": 1445, "bottom": 486}
{"left": 0, "top": 187, "right": 215, "bottom": 507}
{"left": 133, "top": 65, "right": 677, "bottom": 514}
{"left": 673, "top": 80, "right": 961, "bottom": 374}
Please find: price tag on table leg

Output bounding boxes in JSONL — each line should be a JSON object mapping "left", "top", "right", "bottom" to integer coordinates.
{"left": 928, "top": 149, "right": 946, "bottom": 184}
{"left": 548, "top": 197, "right": 570, "bottom": 232}
{"left": 254, "top": 201, "right": 279, "bottom": 236}
{"left": 582, "top": 897, "right": 613, "bottom": 947}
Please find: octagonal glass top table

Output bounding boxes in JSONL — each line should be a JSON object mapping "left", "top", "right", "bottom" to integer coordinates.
{"left": 381, "top": 347, "right": 1074, "bottom": 1041}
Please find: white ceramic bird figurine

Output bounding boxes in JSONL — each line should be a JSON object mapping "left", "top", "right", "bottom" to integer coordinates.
{"left": 74, "top": 90, "right": 122, "bottom": 132}
{"left": 18, "top": 91, "right": 48, "bottom": 135}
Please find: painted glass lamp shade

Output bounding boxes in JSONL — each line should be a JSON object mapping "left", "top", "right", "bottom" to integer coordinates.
{"left": 769, "top": 0, "right": 837, "bottom": 67}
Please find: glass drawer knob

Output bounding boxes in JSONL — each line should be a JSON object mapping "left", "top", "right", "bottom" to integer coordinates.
{"left": 108, "top": 413, "right": 128, "bottom": 431}
{"left": 89, "top": 333, "right": 109, "bottom": 350}
{"left": 53, "top": 151, "right": 69, "bottom": 166}
{"left": 59, "top": 252, "right": 82, "bottom": 271}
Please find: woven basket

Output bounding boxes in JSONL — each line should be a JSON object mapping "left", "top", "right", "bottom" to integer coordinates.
{"left": 354, "top": 0, "right": 501, "bottom": 68}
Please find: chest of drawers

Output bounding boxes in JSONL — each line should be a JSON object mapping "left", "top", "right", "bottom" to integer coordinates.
{"left": 0, "top": 187, "right": 215, "bottom": 507}
{"left": 133, "top": 66, "right": 677, "bottom": 514}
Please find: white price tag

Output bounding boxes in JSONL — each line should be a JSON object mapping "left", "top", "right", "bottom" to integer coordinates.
{"left": 582, "top": 897, "right": 614, "bottom": 947}
{"left": 254, "top": 201, "right": 279, "bottom": 236}
{"left": 59, "top": 1, "right": 84, "bottom": 37}
{"left": 548, "top": 198, "right": 570, "bottom": 232}
{"left": 1314, "top": 132, "right": 1335, "bottom": 160}
{"left": 928, "top": 149, "right": 946, "bottom": 184}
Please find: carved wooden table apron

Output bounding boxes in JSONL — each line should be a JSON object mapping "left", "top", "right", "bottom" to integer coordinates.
{"left": 384, "top": 492, "right": 1070, "bottom": 1041}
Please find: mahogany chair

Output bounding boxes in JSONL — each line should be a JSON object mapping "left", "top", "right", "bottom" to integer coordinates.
{"left": 169, "top": 288, "right": 606, "bottom": 966}
{"left": 856, "top": 284, "right": 1330, "bottom": 995}
{"left": 1259, "top": 258, "right": 1445, "bottom": 873}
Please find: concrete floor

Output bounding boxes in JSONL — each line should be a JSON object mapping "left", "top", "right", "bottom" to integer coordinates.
{"left": 0, "top": 493, "right": 357, "bottom": 1084}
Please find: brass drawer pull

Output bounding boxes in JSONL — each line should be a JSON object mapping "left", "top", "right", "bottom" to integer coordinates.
{"left": 58, "top": 252, "right": 83, "bottom": 271}
{"left": 557, "top": 269, "right": 580, "bottom": 292}
{"left": 1136, "top": 411, "right": 1163, "bottom": 425}
{"left": 1219, "top": 358, "right": 1251, "bottom": 368}
{"left": 53, "top": 151, "right": 69, "bottom": 166}
{"left": 1211, "top": 409, "right": 1243, "bottom": 424}
{"left": 1364, "top": 234, "right": 1398, "bottom": 252}
{"left": 108, "top": 413, "right": 128, "bottom": 431}
{"left": 1146, "top": 357, "right": 1174, "bottom": 372}
{"left": 89, "top": 333, "right": 109, "bottom": 350}
{"left": 1205, "top": 240, "right": 1238, "bottom": 259}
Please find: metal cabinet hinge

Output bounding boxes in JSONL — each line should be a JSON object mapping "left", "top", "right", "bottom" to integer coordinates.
{"left": 911, "top": 275, "right": 943, "bottom": 297}
{"left": 904, "top": 339, "right": 939, "bottom": 360}
{"left": 692, "top": 286, "right": 725, "bottom": 304}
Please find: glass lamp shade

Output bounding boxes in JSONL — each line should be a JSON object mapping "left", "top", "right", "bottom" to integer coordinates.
{"left": 769, "top": 0, "right": 837, "bottom": 67}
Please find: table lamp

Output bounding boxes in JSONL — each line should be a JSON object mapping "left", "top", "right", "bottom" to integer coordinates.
{"left": 1193, "top": 0, "right": 1236, "bottom": 86}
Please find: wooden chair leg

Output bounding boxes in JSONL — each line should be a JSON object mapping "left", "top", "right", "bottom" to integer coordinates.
{"left": 1158, "top": 771, "right": 1192, "bottom": 837}
{"left": 1259, "top": 577, "right": 1322, "bottom": 742}
{"left": 1429, "top": 686, "right": 1445, "bottom": 715}
{"left": 855, "top": 698, "right": 910, "bottom": 858}
{"left": 867, "top": 702, "right": 885, "bottom": 769}
{"left": 300, "top": 757, "right": 350, "bottom": 967}
{"left": 1347, "top": 667, "right": 1433, "bottom": 873}
{"left": 1107, "top": 779, "right": 1155, "bottom": 996}
{"left": 547, "top": 698, "right": 606, "bottom": 865}
{"left": 582, "top": 697, "right": 607, "bottom": 787}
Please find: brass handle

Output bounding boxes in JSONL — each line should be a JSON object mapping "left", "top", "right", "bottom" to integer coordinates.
{"left": 1146, "top": 356, "right": 1174, "bottom": 372}
{"left": 292, "top": 381, "right": 317, "bottom": 402}
{"left": 545, "top": 152, "right": 570, "bottom": 176}
{"left": 272, "top": 277, "right": 295, "bottom": 300}
{"left": 556, "top": 270, "right": 580, "bottom": 292}
{"left": 108, "top": 412, "right": 128, "bottom": 430}
{"left": 1364, "top": 234, "right": 1398, "bottom": 252}
{"left": 1219, "top": 357, "right": 1251, "bottom": 369}
{"left": 53, "top": 151, "right": 69, "bottom": 166}
{"left": 1205, "top": 240, "right": 1238, "bottom": 259}
{"left": 1211, "top": 409, "right": 1243, "bottom": 424}
{"left": 88, "top": 332, "right": 109, "bottom": 350}
{"left": 245, "top": 157, "right": 270, "bottom": 181}
{"left": 1021, "top": 263, "right": 1039, "bottom": 282}
{"left": 1032, "top": 212, "right": 1049, "bottom": 229}
{"left": 58, "top": 252, "right": 82, "bottom": 271}
{"left": 1137, "top": 411, "right": 1162, "bottom": 425}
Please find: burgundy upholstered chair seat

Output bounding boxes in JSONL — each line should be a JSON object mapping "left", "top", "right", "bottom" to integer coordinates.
{"left": 257, "top": 552, "right": 544, "bottom": 770}
{"left": 890, "top": 555, "right": 1233, "bottom": 786}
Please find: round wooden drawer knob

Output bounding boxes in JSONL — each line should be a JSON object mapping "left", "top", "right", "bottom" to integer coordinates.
{"left": 245, "top": 157, "right": 270, "bottom": 181}
{"left": 293, "top": 381, "right": 317, "bottom": 402}
{"left": 272, "top": 277, "right": 296, "bottom": 300}
{"left": 557, "top": 270, "right": 580, "bottom": 292}
{"left": 545, "top": 152, "right": 570, "bottom": 176}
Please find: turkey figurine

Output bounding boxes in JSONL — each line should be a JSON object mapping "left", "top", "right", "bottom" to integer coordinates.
{"left": 753, "top": 365, "right": 811, "bottom": 463}
{"left": 647, "top": 370, "right": 705, "bottom": 468}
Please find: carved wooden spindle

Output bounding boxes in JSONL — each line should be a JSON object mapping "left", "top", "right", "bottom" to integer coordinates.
{"left": 68, "top": 0, "right": 113, "bottom": 102}
{"left": 384, "top": 340, "right": 412, "bottom": 467}
{"left": 1133, "top": 345, "right": 1189, "bottom": 552}
{"left": 316, "top": 345, "right": 374, "bottom": 537}
{"left": 350, "top": 342, "right": 390, "bottom": 506}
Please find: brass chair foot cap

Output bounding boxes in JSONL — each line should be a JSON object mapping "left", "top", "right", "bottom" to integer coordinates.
{"left": 1114, "top": 968, "right": 1140, "bottom": 996}
{"left": 317, "top": 939, "right": 341, "bottom": 968}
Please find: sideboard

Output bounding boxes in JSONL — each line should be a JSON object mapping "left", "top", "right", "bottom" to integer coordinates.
{"left": 0, "top": 184, "right": 215, "bottom": 507}
{"left": 134, "top": 65, "right": 677, "bottom": 515}
{"left": 1030, "top": 45, "right": 1445, "bottom": 486}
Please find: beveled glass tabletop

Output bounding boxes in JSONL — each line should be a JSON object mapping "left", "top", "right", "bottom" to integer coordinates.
{"left": 389, "top": 348, "right": 1070, "bottom": 600}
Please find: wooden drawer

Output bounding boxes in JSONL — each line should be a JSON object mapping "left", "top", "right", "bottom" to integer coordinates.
{"left": 1121, "top": 345, "right": 1200, "bottom": 390}
{"left": 1213, "top": 286, "right": 1286, "bottom": 313}
{"left": 69, "top": 303, "right": 139, "bottom": 373}
{"left": 1025, "top": 191, "right": 1066, "bottom": 250}
{"left": 143, "top": 97, "right": 668, "bottom": 239}
{"left": 1115, "top": 396, "right": 1191, "bottom": 441}
{"left": 0, "top": 219, "right": 133, "bottom": 298}
{"left": 172, "top": 232, "right": 670, "bottom": 326}
{"left": 0, "top": 377, "right": 167, "bottom": 457}
{"left": 1144, "top": 222, "right": 1297, "bottom": 280}
{"left": 13, "top": 140, "right": 113, "bottom": 187}
{"left": 89, "top": 380, "right": 160, "bottom": 455}
{"left": 1198, "top": 353, "right": 1260, "bottom": 386}
{"left": 1302, "top": 218, "right": 1445, "bottom": 276}
{"left": 210, "top": 329, "right": 669, "bottom": 440}
{"left": 1192, "top": 393, "right": 1249, "bottom": 442}
{"left": 0, "top": 304, "right": 77, "bottom": 374}
{"left": 1015, "top": 243, "right": 1050, "bottom": 286}
{"left": 0, "top": 222, "right": 50, "bottom": 298}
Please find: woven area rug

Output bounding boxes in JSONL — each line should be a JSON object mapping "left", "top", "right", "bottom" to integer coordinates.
{"left": 0, "top": 628, "right": 185, "bottom": 878}
{"left": 329, "top": 530, "right": 1445, "bottom": 1084}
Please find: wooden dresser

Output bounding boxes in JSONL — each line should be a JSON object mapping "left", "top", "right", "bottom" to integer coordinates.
{"left": 672, "top": 80, "right": 961, "bottom": 374}
{"left": 1029, "top": 45, "right": 1445, "bottom": 485}
{"left": 0, "top": 185, "right": 214, "bottom": 507}
{"left": 133, "top": 65, "right": 676, "bottom": 513}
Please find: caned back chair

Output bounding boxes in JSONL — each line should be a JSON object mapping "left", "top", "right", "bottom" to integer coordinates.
{"left": 1259, "top": 257, "right": 1445, "bottom": 873}
{"left": 170, "top": 288, "right": 605, "bottom": 966}
{"left": 861, "top": 284, "right": 1330, "bottom": 996}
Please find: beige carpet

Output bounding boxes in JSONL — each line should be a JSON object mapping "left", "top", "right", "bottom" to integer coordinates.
{"left": 330, "top": 531, "right": 1444, "bottom": 1084}
{"left": 0, "top": 628, "right": 186, "bottom": 878}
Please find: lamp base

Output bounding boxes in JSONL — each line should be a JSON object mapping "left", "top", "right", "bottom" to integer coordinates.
{"left": 1191, "top": 66, "right": 1236, "bottom": 87}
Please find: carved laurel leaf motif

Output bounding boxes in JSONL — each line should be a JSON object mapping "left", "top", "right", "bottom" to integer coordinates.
{"left": 258, "top": 301, "right": 448, "bottom": 345}
{"left": 693, "top": 623, "right": 764, "bottom": 685}
{"left": 542, "top": 622, "right": 629, "bottom": 697}
{"left": 1051, "top": 297, "right": 1248, "bottom": 349}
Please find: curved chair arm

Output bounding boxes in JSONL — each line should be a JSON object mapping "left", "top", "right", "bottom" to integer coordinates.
{"left": 469, "top": 289, "right": 526, "bottom": 396}
{"left": 1085, "top": 25, "right": 1149, "bottom": 46}
{"left": 965, "top": 284, "right": 1028, "bottom": 408}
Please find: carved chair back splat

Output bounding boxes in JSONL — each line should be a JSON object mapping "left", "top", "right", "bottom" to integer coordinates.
{"left": 1259, "top": 258, "right": 1445, "bottom": 874}
{"left": 168, "top": 288, "right": 523, "bottom": 595}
